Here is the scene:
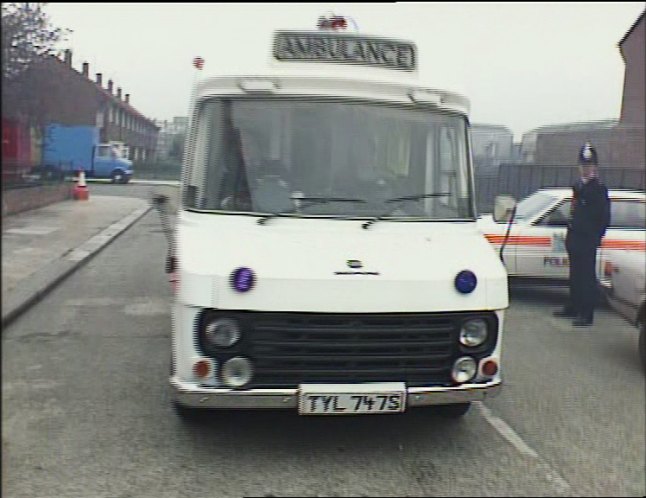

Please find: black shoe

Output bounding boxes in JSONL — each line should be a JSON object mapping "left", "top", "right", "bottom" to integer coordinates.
{"left": 572, "top": 317, "right": 594, "bottom": 327}
{"left": 553, "top": 309, "right": 577, "bottom": 318}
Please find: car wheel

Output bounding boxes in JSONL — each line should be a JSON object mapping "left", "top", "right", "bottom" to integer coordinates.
{"left": 111, "top": 170, "right": 124, "bottom": 184}
{"left": 173, "top": 400, "right": 205, "bottom": 422}
{"left": 434, "top": 402, "right": 472, "bottom": 418}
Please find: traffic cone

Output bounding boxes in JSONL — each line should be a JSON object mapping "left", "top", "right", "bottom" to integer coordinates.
{"left": 73, "top": 169, "right": 89, "bottom": 201}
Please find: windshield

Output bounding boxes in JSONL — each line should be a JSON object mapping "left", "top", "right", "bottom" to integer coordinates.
{"left": 514, "top": 191, "right": 558, "bottom": 221}
{"left": 183, "top": 98, "right": 473, "bottom": 220}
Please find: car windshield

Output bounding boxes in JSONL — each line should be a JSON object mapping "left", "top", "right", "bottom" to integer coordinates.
{"left": 183, "top": 98, "right": 473, "bottom": 220}
{"left": 514, "top": 191, "right": 558, "bottom": 221}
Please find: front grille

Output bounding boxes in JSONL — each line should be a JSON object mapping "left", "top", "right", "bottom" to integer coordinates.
{"left": 197, "top": 311, "right": 498, "bottom": 389}
{"left": 196, "top": 311, "right": 493, "bottom": 389}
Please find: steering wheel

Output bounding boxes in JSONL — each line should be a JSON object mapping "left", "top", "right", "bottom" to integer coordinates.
{"left": 253, "top": 176, "right": 292, "bottom": 213}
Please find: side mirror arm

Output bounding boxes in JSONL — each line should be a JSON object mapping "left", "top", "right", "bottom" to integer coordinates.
{"left": 499, "top": 205, "right": 517, "bottom": 262}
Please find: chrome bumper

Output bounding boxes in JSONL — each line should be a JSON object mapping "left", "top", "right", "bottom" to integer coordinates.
{"left": 170, "top": 376, "right": 502, "bottom": 410}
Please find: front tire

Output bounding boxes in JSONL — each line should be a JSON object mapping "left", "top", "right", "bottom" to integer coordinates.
{"left": 434, "top": 402, "right": 472, "bottom": 418}
{"left": 111, "top": 170, "right": 124, "bottom": 184}
{"left": 173, "top": 400, "right": 204, "bottom": 422}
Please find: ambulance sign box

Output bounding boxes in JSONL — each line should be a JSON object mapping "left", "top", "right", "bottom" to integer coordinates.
{"left": 273, "top": 31, "right": 417, "bottom": 71}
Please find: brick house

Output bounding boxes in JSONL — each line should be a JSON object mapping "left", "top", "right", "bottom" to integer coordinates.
{"left": 3, "top": 49, "right": 159, "bottom": 163}
{"left": 619, "top": 11, "right": 645, "bottom": 127}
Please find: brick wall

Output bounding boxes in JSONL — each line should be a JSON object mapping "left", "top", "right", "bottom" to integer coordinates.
{"left": 475, "top": 164, "right": 644, "bottom": 213}
{"left": 2, "top": 184, "right": 73, "bottom": 217}
{"left": 535, "top": 126, "right": 645, "bottom": 167}
{"left": 620, "top": 14, "right": 645, "bottom": 127}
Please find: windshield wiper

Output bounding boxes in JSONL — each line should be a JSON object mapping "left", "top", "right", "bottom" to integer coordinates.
{"left": 257, "top": 197, "right": 367, "bottom": 225}
{"left": 361, "top": 192, "right": 451, "bottom": 229}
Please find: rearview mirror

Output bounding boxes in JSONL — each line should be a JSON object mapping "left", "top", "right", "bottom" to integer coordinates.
{"left": 546, "top": 211, "right": 568, "bottom": 226}
{"left": 493, "top": 195, "right": 517, "bottom": 223}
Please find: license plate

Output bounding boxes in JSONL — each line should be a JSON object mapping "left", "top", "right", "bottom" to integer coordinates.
{"left": 298, "top": 383, "right": 406, "bottom": 415}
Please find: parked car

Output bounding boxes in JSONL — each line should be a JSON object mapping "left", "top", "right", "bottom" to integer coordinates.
{"left": 477, "top": 188, "right": 645, "bottom": 285}
{"left": 603, "top": 250, "right": 646, "bottom": 371}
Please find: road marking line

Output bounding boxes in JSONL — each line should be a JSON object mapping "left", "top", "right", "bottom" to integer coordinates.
{"left": 67, "top": 249, "right": 91, "bottom": 262}
{"left": 475, "top": 401, "right": 571, "bottom": 493}
{"left": 86, "top": 234, "right": 111, "bottom": 246}
{"left": 475, "top": 402, "right": 538, "bottom": 458}
{"left": 6, "top": 226, "right": 60, "bottom": 235}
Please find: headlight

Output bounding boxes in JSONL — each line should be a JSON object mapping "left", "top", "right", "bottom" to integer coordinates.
{"left": 221, "top": 357, "right": 254, "bottom": 388}
{"left": 204, "top": 318, "right": 241, "bottom": 348}
{"left": 459, "top": 319, "right": 488, "bottom": 347}
{"left": 451, "top": 357, "right": 477, "bottom": 383}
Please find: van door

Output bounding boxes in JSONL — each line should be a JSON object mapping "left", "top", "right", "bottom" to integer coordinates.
{"left": 516, "top": 199, "right": 570, "bottom": 279}
{"left": 93, "top": 144, "right": 116, "bottom": 178}
{"left": 600, "top": 198, "right": 646, "bottom": 261}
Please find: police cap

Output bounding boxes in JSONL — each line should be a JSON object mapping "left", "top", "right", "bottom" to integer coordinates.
{"left": 578, "top": 142, "right": 598, "bottom": 166}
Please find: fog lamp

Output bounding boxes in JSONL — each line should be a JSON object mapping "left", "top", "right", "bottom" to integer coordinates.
{"left": 451, "top": 356, "right": 477, "bottom": 383}
{"left": 222, "top": 357, "right": 254, "bottom": 388}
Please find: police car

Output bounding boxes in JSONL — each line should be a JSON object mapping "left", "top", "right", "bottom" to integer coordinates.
{"left": 477, "top": 188, "right": 645, "bottom": 284}
{"left": 602, "top": 250, "right": 646, "bottom": 371}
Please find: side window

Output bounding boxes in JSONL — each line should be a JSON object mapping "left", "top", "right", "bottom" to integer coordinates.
{"left": 96, "top": 145, "right": 111, "bottom": 158}
{"left": 538, "top": 200, "right": 571, "bottom": 226}
{"left": 438, "top": 127, "right": 457, "bottom": 209}
{"left": 610, "top": 200, "right": 646, "bottom": 229}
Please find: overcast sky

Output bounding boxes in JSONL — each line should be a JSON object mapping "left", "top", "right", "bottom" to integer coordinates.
{"left": 45, "top": 2, "right": 644, "bottom": 141}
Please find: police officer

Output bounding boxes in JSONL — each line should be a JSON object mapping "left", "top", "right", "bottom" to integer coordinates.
{"left": 553, "top": 143, "right": 610, "bottom": 326}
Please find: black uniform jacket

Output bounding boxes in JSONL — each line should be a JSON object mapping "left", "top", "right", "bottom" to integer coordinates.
{"left": 568, "top": 177, "right": 611, "bottom": 245}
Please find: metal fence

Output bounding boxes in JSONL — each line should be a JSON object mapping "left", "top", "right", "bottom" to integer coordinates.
{"left": 1, "top": 161, "right": 69, "bottom": 190}
{"left": 133, "top": 161, "right": 182, "bottom": 180}
{"left": 475, "top": 164, "right": 646, "bottom": 213}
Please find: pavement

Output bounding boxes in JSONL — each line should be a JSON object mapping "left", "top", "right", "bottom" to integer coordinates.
{"left": 1, "top": 194, "right": 151, "bottom": 327}
{"left": 86, "top": 178, "right": 180, "bottom": 186}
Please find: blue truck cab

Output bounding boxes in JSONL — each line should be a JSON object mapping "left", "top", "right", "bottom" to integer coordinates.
{"left": 93, "top": 143, "right": 133, "bottom": 183}
{"left": 42, "top": 124, "right": 133, "bottom": 183}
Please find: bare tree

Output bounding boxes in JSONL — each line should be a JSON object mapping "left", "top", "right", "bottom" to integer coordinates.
{"left": 2, "top": 2, "right": 70, "bottom": 127}
{"left": 1, "top": 2, "right": 69, "bottom": 81}
{"left": 2, "top": 3, "right": 70, "bottom": 183}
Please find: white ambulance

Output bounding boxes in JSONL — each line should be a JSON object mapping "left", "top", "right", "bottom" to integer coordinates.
{"left": 169, "top": 21, "right": 509, "bottom": 419}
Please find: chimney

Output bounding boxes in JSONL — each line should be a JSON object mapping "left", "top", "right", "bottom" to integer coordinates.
{"left": 117, "top": 88, "right": 122, "bottom": 100}
{"left": 64, "top": 49, "right": 72, "bottom": 65}
{"left": 125, "top": 94, "right": 130, "bottom": 104}
{"left": 96, "top": 73, "right": 103, "bottom": 86}
{"left": 82, "top": 62, "right": 89, "bottom": 77}
{"left": 108, "top": 80, "right": 113, "bottom": 94}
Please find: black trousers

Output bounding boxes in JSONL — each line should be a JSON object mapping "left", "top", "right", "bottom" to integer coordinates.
{"left": 565, "top": 232, "right": 599, "bottom": 321}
